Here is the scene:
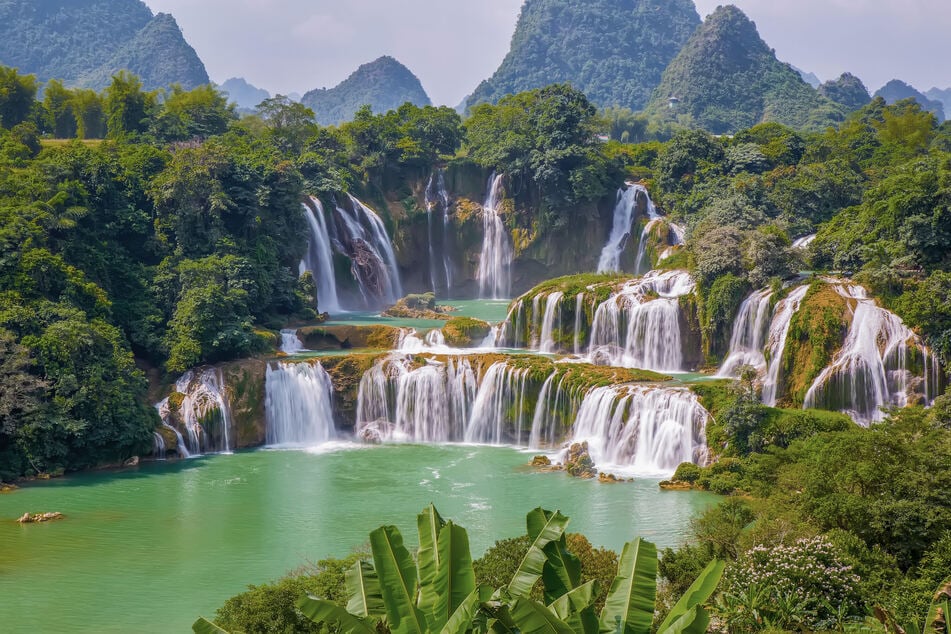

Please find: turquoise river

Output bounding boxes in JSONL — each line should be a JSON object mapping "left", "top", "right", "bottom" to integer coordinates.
{"left": 0, "top": 445, "right": 717, "bottom": 633}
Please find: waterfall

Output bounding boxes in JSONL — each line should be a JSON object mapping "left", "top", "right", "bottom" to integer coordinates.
{"left": 171, "top": 369, "right": 233, "bottom": 455}
{"left": 761, "top": 285, "right": 809, "bottom": 406}
{"left": 588, "top": 270, "right": 696, "bottom": 372}
{"left": 280, "top": 329, "right": 306, "bottom": 354}
{"left": 334, "top": 195, "right": 403, "bottom": 307}
{"left": 356, "top": 355, "right": 478, "bottom": 443}
{"left": 802, "top": 282, "right": 939, "bottom": 425}
{"left": 598, "top": 184, "right": 658, "bottom": 273}
{"left": 566, "top": 385, "right": 708, "bottom": 477}
{"left": 265, "top": 361, "right": 336, "bottom": 446}
{"left": 528, "top": 373, "right": 582, "bottom": 449}
{"left": 792, "top": 234, "right": 817, "bottom": 249}
{"left": 397, "top": 328, "right": 450, "bottom": 353}
{"left": 153, "top": 432, "right": 166, "bottom": 459}
{"left": 537, "top": 292, "right": 565, "bottom": 353}
{"left": 717, "top": 289, "right": 774, "bottom": 378}
{"left": 155, "top": 400, "right": 191, "bottom": 458}
{"left": 425, "top": 170, "right": 453, "bottom": 296}
{"left": 478, "top": 173, "right": 513, "bottom": 299}
{"left": 465, "top": 362, "right": 531, "bottom": 446}
{"left": 573, "top": 293, "right": 585, "bottom": 354}
{"left": 633, "top": 219, "right": 661, "bottom": 275}
{"left": 300, "top": 198, "right": 341, "bottom": 313}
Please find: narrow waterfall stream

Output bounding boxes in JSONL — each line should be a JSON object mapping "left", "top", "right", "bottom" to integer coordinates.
{"left": 334, "top": 195, "right": 403, "bottom": 307}
{"left": 425, "top": 170, "right": 453, "bottom": 296}
{"left": 477, "top": 173, "right": 513, "bottom": 299}
{"left": 717, "top": 288, "right": 774, "bottom": 377}
{"left": 169, "top": 368, "right": 234, "bottom": 455}
{"left": 761, "top": 285, "right": 809, "bottom": 406}
{"left": 300, "top": 197, "right": 341, "bottom": 313}
{"left": 598, "top": 184, "right": 659, "bottom": 273}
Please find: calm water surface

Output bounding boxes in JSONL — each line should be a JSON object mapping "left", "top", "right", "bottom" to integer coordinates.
{"left": 0, "top": 445, "right": 716, "bottom": 633}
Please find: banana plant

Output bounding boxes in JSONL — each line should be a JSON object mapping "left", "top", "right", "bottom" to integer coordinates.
{"left": 875, "top": 577, "right": 951, "bottom": 634}
{"left": 193, "top": 505, "right": 724, "bottom": 634}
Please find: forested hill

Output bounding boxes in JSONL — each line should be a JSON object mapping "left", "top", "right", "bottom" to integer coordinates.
{"left": 0, "top": 0, "right": 208, "bottom": 90}
{"left": 301, "top": 56, "right": 431, "bottom": 126}
{"left": 645, "top": 5, "right": 845, "bottom": 134}
{"left": 875, "top": 79, "right": 946, "bottom": 122}
{"left": 464, "top": 0, "right": 700, "bottom": 112}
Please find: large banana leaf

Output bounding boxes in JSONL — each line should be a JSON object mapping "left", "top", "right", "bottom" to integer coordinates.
{"left": 656, "top": 559, "right": 724, "bottom": 634}
{"left": 370, "top": 524, "right": 426, "bottom": 634}
{"left": 440, "top": 585, "right": 493, "bottom": 634}
{"left": 346, "top": 560, "right": 385, "bottom": 618}
{"left": 431, "top": 520, "right": 477, "bottom": 630}
{"left": 192, "top": 617, "right": 230, "bottom": 633}
{"left": 925, "top": 577, "right": 950, "bottom": 634}
{"left": 296, "top": 595, "right": 377, "bottom": 634}
{"left": 658, "top": 606, "right": 709, "bottom": 634}
{"left": 549, "top": 580, "right": 600, "bottom": 634}
{"left": 509, "top": 508, "right": 571, "bottom": 598}
{"left": 417, "top": 504, "right": 447, "bottom": 616}
{"left": 511, "top": 598, "right": 577, "bottom": 634}
{"left": 598, "top": 538, "right": 658, "bottom": 634}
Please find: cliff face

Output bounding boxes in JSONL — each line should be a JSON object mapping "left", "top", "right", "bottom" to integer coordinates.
{"left": 0, "top": 0, "right": 208, "bottom": 90}
{"left": 466, "top": 0, "right": 700, "bottom": 112}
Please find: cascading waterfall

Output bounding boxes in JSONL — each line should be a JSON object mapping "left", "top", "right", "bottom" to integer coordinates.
{"left": 529, "top": 373, "right": 582, "bottom": 449}
{"left": 152, "top": 432, "right": 165, "bottom": 459}
{"left": 154, "top": 399, "right": 191, "bottom": 458}
{"left": 793, "top": 234, "right": 817, "bottom": 249}
{"left": 300, "top": 197, "right": 341, "bottom": 313}
{"left": 280, "top": 329, "right": 306, "bottom": 354}
{"left": 761, "top": 285, "right": 809, "bottom": 406}
{"left": 633, "top": 219, "right": 662, "bottom": 275}
{"left": 717, "top": 289, "right": 774, "bottom": 377}
{"left": 538, "top": 292, "right": 565, "bottom": 353}
{"left": 567, "top": 385, "right": 708, "bottom": 476}
{"left": 172, "top": 369, "right": 233, "bottom": 455}
{"left": 334, "top": 195, "right": 403, "bottom": 306}
{"left": 478, "top": 173, "right": 513, "bottom": 299}
{"left": 573, "top": 293, "right": 585, "bottom": 354}
{"left": 265, "top": 361, "right": 336, "bottom": 446}
{"left": 465, "top": 363, "right": 531, "bottom": 446}
{"left": 802, "top": 282, "right": 939, "bottom": 425}
{"left": 588, "top": 270, "right": 696, "bottom": 372}
{"left": 598, "top": 184, "right": 659, "bottom": 273}
{"left": 425, "top": 170, "right": 453, "bottom": 295}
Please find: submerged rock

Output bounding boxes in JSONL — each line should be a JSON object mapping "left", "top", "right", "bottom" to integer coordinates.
{"left": 598, "top": 472, "right": 632, "bottom": 483}
{"left": 658, "top": 480, "right": 694, "bottom": 490}
{"left": 1, "top": 483, "right": 17, "bottom": 493}
{"left": 17, "top": 512, "right": 65, "bottom": 524}
{"left": 383, "top": 293, "right": 455, "bottom": 320}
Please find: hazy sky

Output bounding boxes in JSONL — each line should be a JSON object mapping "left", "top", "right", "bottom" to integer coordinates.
{"left": 144, "top": 0, "right": 951, "bottom": 106}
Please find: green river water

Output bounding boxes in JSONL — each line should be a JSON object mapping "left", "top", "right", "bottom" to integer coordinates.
{"left": 0, "top": 445, "right": 716, "bottom": 633}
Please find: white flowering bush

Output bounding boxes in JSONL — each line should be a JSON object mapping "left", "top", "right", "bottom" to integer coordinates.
{"left": 717, "top": 536, "right": 863, "bottom": 631}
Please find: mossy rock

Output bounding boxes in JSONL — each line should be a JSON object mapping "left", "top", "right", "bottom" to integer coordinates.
{"left": 298, "top": 325, "right": 403, "bottom": 351}
{"left": 383, "top": 294, "right": 454, "bottom": 320}
{"left": 221, "top": 359, "right": 268, "bottom": 448}
{"left": 780, "top": 282, "right": 850, "bottom": 406}
{"left": 320, "top": 353, "right": 387, "bottom": 429}
{"left": 442, "top": 317, "right": 491, "bottom": 347}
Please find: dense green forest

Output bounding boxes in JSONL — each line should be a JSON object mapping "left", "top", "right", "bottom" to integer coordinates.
{"left": 465, "top": 0, "right": 701, "bottom": 113}
{"left": 301, "top": 56, "right": 432, "bottom": 127}
{"left": 0, "top": 0, "right": 208, "bottom": 90}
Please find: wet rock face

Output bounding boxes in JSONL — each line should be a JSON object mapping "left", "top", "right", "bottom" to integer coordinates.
{"left": 563, "top": 442, "right": 597, "bottom": 479}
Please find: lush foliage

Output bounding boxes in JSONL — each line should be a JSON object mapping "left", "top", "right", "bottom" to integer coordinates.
{"left": 0, "top": 1, "right": 208, "bottom": 90}
{"left": 465, "top": 0, "right": 700, "bottom": 112}
{"left": 301, "top": 56, "right": 432, "bottom": 127}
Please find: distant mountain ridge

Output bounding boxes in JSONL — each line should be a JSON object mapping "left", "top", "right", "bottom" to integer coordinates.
{"left": 301, "top": 56, "right": 431, "bottom": 126}
{"left": 0, "top": 0, "right": 208, "bottom": 90}
{"left": 875, "top": 80, "right": 946, "bottom": 122}
{"left": 819, "top": 73, "right": 872, "bottom": 112}
{"left": 644, "top": 5, "right": 845, "bottom": 134}
{"left": 465, "top": 0, "right": 700, "bottom": 112}
{"left": 219, "top": 77, "right": 271, "bottom": 111}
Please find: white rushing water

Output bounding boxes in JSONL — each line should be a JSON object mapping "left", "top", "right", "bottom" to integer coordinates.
{"left": 300, "top": 197, "right": 341, "bottom": 313}
{"left": 334, "top": 195, "right": 403, "bottom": 307}
{"left": 761, "top": 285, "right": 809, "bottom": 406}
{"left": 633, "top": 219, "right": 662, "bottom": 276}
{"left": 717, "top": 289, "right": 774, "bottom": 378}
{"left": 538, "top": 291, "right": 564, "bottom": 353}
{"left": 802, "top": 281, "right": 938, "bottom": 425}
{"left": 588, "top": 270, "right": 697, "bottom": 372}
{"left": 598, "top": 184, "right": 659, "bottom": 273}
{"left": 265, "top": 361, "right": 336, "bottom": 446}
{"left": 280, "top": 329, "right": 306, "bottom": 354}
{"left": 169, "top": 368, "right": 233, "bottom": 455}
{"left": 792, "top": 234, "right": 817, "bottom": 249}
{"left": 477, "top": 173, "right": 513, "bottom": 299}
{"left": 566, "top": 385, "right": 708, "bottom": 477}
{"left": 425, "top": 170, "right": 453, "bottom": 296}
